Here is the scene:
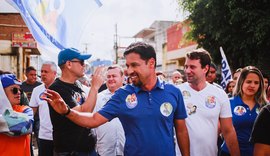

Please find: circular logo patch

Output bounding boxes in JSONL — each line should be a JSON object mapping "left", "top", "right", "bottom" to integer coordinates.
{"left": 39, "top": 91, "right": 46, "bottom": 101}
{"left": 256, "top": 107, "right": 260, "bottom": 115}
{"left": 182, "top": 90, "right": 191, "bottom": 99}
{"left": 160, "top": 102, "right": 173, "bottom": 117}
{"left": 125, "top": 93, "right": 138, "bottom": 109}
{"left": 233, "top": 106, "right": 246, "bottom": 116}
{"left": 205, "top": 96, "right": 216, "bottom": 108}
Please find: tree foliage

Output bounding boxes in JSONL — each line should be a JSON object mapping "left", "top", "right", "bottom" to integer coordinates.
{"left": 178, "top": 0, "right": 270, "bottom": 74}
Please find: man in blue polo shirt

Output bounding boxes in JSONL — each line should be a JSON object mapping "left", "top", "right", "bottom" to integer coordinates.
{"left": 43, "top": 42, "right": 190, "bottom": 156}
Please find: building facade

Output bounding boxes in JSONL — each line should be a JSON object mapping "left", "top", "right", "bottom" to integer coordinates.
{"left": 0, "top": 13, "right": 40, "bottom": 80}
{"left": 133, "top": 21, "right": 177, "bottom": 72}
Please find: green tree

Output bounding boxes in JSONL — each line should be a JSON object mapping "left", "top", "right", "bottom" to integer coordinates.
{"left": 178, "top": 0, "right": 270, "bottom": 74}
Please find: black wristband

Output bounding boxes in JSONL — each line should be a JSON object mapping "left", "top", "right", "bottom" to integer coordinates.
{"left": 62, "top": 105, "right": 71, "bottom": 117}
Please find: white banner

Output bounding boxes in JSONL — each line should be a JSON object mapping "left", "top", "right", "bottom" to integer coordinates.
{"left": 220, "top": 47, "right": 232, "bottom": 89}
{"left": 6, "top": 0, "right": 103, "bottom": 62}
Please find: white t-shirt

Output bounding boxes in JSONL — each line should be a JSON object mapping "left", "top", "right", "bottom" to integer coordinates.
{"left": 81, "top": 84, "right": 90, "bottom": 95}
{"left": 94, "top": 89, "right": 125, "bottom": 156}
{"left": 177, "top": 82, "right": 232, "bottom": 156}
{"left": 29, "top": 84, "right": 53, "bottom": 140}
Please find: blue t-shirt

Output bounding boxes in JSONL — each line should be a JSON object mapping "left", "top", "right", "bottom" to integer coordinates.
{"left": 98, "top": 79, "right": 187, "bottom": 156}
{"left": 221, "top": 95, "right": 259, "bottom": 156}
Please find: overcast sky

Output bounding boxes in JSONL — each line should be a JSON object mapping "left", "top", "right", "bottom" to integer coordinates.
{"left": 80, "top": 0, "right": 186, "bottom": 61}
{"left": 1, "top": 0, "right": 186, "bottom": 61}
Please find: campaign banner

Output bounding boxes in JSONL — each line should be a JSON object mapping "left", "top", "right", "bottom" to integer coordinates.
{"left": 6, "top": 0, "right": 102, "bottom": 61}
{"left": 220, "top": 47, "right": 232, "bottom": 89}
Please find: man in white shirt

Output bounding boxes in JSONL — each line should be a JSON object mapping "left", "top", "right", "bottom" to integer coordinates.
{"left": 177, "top": 49, "right": 240, "bottom": 156}
{"left": 29, "top": 61, "right": 57, "bottom": 156}
{"left": 94, "top": 65, "right": 125, "bottom": 156}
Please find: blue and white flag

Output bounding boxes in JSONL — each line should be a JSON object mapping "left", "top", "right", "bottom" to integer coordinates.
{"left": 220, "top": 47, "right": 232, "bottom": 89}
{"left": 6, "top": 0, "right": 103, "bottom": 62}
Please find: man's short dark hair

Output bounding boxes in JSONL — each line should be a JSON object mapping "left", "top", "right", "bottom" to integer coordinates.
{"left": 25, "top": 66, "right": 37, "bottom": 74}
{"left": 186, "top": 48, "right": 212, "bottom": 68}
{"left": 124, "top": 42, "right": 156, "bottom": 67}
{"left": 210, "top": 62, "right": 217, "bottom": 70}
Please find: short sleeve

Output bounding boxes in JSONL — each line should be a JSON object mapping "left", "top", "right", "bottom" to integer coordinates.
{"left": 98, "top": 90, "right": 123, "bottom": 121}
{"left": 29, "top": 87, "right": 39, "bottom": 107}
{"left": 174, "top": 88, "right": 187, "bottom": 119}
{"left": 219, "top": 90, "right": 232, "bottom": 118}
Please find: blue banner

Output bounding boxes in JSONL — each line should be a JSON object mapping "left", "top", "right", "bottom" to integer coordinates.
{"left": 220, "top": 47, "right": 232, "bottom": 89}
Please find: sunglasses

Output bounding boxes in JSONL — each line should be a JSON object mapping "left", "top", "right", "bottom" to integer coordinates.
{"left": 11, "top": 87, "right": 22, "bottom": 95}
{"left": 70, "top": 60, "right": 85, "bottom": 66}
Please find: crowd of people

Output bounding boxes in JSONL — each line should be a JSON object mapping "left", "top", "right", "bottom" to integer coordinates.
{"left": 0, "top": 41, "right": 270, "bottom": 156}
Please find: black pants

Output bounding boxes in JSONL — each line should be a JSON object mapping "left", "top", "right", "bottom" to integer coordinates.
{"left": 217, "top": 135, "right": 224, "bottom": 156}
{"left": 38, "top": 138, "right": 54, "bottom": 156}
{"left": 54, "top": 150, "right": 97, "bottom": 156}
{"left": 220, "top": 150, "right": 231, "bottom": 156}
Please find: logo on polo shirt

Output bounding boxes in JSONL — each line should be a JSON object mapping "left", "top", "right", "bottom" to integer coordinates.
{"left": 205, "top": 96, "right": 216, "bottom": 108}
{"left": 160, "top": 102, "right": 173, "bottom": 117}
{"left": 39, "top": 91, "right": 46, "bottom": 101}
{"left": 73, "top": 92, "right": 84, "bottom": 105}
{"left": 126, "top": 93, "right": 138, "bottom": 109}
{"left": 233, "top": 106, "right": 246, "bottom": 116}
{"left": 256, "top": 107, "right": 260, "bottom": 114}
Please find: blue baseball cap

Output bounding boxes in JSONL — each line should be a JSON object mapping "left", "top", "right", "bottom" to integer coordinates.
{"left": 0, "top": 74, "right": 22, "bottom": 88}
{"left": 58, "top": 48, "right": 92, "bottom": 66}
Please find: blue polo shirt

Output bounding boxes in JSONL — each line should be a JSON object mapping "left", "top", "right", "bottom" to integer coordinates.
{"left": 98, "top": 78, "right": 187, "bottom": 156}
{"left": 221, "top": 95, "right": 259, "bottom": 156}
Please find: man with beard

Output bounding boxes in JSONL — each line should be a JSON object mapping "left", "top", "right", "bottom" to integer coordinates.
{"left": 43, "top": 42, "right": 190, "bottom": 156}
{"left": 177, "top": 49, "right": 240, "bottom": 156}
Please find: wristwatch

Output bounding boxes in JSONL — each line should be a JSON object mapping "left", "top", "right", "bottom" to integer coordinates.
{"left": 62, "top": 105, "right": 71, "bottom": 117}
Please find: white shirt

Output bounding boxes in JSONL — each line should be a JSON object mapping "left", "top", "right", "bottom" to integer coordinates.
{"left": 29, "top": 84, "right": 53, "bottom": 140}
{"left": 177, "top": 82, "right": 232, "bottom": 156}
{"left": 81, "top": 84, "right": 90, "bottom": 95}
{"left": 94, "top": 89, "right": 125, "bottom": 156}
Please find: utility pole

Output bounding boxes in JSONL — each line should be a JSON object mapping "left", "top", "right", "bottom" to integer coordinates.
{"left": 114, "top": 24, "right": 118, "bottom": 64}
{"left": 83, "top": 43, "right": 90, "bottom": 54}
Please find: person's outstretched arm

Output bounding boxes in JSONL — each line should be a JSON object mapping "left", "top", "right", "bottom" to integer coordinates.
{"left": 43, "top": 89, "right": 108, "bottom": 128}
{"left": 74, "top": 66, "right": 105, "bottom": 113}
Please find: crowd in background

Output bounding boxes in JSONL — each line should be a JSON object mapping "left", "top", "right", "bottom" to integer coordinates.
{"left": 1, "top": 41, "right": 270, "bottom": 156}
